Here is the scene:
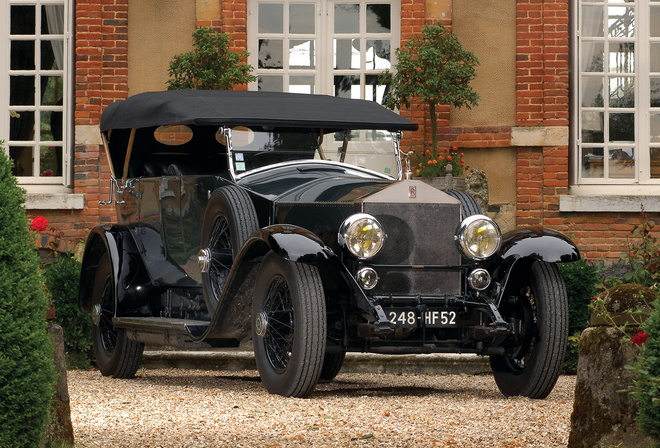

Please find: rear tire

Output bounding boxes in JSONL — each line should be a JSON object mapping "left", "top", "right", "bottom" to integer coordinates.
{"left": 490, "top": 261, "right": 568, "bottom": 399}
{"left": 92, "top": 253, "right": 144, "bottom": 378}
{"left": 252, "top": 252, "right": 326, "bottom": 397}
{"left": 320, "top": 351, "right": 346, "bottom": 381}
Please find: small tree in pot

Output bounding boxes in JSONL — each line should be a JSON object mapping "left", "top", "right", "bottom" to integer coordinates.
{"left": 381, "top": 23, "right": 480, "bottom": 160}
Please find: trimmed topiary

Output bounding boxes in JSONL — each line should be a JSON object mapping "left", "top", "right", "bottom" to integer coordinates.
{"left": 0, "top": 147, "right": 56, "bottom": 447}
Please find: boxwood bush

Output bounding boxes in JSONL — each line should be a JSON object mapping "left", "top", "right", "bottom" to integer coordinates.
{"left": 0, "top": 148, "right": 56, "bottom": 447}
{"left": 44, "top": 254, "right": 92, "bottom": 369}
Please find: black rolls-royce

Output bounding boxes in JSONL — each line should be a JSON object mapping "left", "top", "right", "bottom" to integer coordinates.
{"left": 78, "top": 90, "right": 580, "bottom": 398}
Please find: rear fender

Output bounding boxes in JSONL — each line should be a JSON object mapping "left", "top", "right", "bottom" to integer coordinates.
{"left": 78, "top": 224, "right": 194, "bottom": 315}
{"left": 493, "top": 227, "right": 580, "bottom": 297}
{"left": 198, "top": 224, "right": 386, "bottom": 341}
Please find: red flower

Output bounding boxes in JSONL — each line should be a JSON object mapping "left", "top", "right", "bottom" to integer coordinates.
{"left": 30, "top": 216, "right": 49, "bottom": 232}
{"left": 631, "top": 331, "right": 649, "bottom": 346}
{"left": 446, "top": 155, "right": 453, "bottom": 162}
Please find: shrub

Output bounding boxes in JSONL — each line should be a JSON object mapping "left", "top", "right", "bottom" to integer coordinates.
{"left": 559, "top": 259, "right": 599, "bottom": 374}
{"left": 0, "top": 147, "right": 56, "bottom": 447}
{"left": 44, "top": 254, "right": 92, "bottom": 369}
{"left": 167, "top": 26, "right": 256, "bottom": 90}
{"left": 631, "top": 300, "right": 660, "bottom": 444}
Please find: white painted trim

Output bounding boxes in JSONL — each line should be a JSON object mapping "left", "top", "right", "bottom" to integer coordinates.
{"left": 559, "top": 194, "right": 660, "bottom": 212}
{"left": 25, "top": 192, "right": 85, "bottom": 210}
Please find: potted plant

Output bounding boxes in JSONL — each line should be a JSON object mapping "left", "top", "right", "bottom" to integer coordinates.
{"left": 381, "top": 23, "right": 480, "bottom": 181}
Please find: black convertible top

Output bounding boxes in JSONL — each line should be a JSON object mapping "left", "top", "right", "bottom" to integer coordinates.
{"left": 100, "top": 90, "right": 418, "bottom": 132}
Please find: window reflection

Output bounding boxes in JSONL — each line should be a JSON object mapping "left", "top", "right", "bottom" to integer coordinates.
{"left": 259, "top": 3, "right": 283, "bottom": 33}
{"left": 608, "top": 6, "right": 634, "bottom": 38}
{"left": 289, "top": 39, "right": 315, "bottom": 69}
{"left": 366, "top": 40, "right": 390, "bottom": 70}
{"left": 335, "top": 4, "right": 359, "bottom": 33}
{"left": 258, "top": 39, "right": 284, "bottom": 69}
{"left": 335, "top": 75, "right": 360, "bottom": 98}
{"left": 609, "top": 77, "right": 634, "bottom": 108}
{"left": 290, "top": 4, "right": 315, "bottom": 34}
{"left": 366, "top": 4, "right": 390, "bottom": 33}
{"left": 609, "top": 42, "right": 634, "bottom": 73}
{"left": 334, "top": 39, "right": 360, "bottom": 69}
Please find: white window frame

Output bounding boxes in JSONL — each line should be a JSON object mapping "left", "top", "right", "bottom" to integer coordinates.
{"left": 571, "top": 0, "right": 660, "bottom": 195}
{"left": 247, "top": 0, "right": 400, "bottom": 101}
{"left": 0, "top": 0, "right": 73, "bottom": 191}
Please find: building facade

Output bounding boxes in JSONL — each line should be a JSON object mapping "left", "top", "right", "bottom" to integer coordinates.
{"left": 1, "top": 0, "right": 659, "bottom": 260}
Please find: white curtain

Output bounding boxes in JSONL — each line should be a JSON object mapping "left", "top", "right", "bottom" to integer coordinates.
{"left": 45, "top": 4, "right": 64, "bottom": 70}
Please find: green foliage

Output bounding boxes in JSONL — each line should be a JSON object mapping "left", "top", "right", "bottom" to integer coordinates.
{"left": 381, "top": 23, "right": 480, "bottom": 155}
{"left": 0, "top": 145, "right": 56, "bottom": 448}
{"left": 167, "top": 26, "right": 257, "bottom": 90}
{"left": 605, "top": 214, "right": 660, "bottom": 291}
{"left": 559, "top": 259, "right": 599, "bottom": 374}
{"left": 630, "top": 300, "right": 660, "bottom": 444}
{"left": 43, "top": 255, "right": 92, "bottom": 369}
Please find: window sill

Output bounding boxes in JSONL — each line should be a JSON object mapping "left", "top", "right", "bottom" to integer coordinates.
{"left": 25, "top": 193, "right": 85, "bottom": 210}
{"left": 559, "top": 195, "right": 660, "bottom": 213}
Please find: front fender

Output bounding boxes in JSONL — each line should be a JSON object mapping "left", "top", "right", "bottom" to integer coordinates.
{"left": 493, "top": 227, "right": 580, "bottom": 297}
{"left": 198, "top": 224, "right": 387, "bottom": 341}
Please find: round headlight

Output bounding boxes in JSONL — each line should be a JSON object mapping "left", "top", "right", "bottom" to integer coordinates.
{"left": 456, "top": 215, "right": 501, "bottom": 260}
{"left": 339, "top": 214, "right": 385, "bottom": 259}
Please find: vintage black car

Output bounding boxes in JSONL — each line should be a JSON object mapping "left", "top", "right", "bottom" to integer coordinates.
{"left": 79, "top": 90, "right": 580, "bottom": 398}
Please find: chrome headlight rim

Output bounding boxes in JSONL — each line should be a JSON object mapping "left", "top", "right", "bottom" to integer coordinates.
{"left": 338, "top": 213, "right": 386, "bottom": 260}
{"left": 456, "top": 214, "right": 502, "bottom": 260}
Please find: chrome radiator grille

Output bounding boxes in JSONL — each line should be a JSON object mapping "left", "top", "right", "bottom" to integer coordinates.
{"left": 361, "top": 182, "right": 463, "bottom": 297}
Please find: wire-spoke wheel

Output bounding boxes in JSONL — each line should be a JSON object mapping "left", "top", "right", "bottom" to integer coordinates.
{"left": 200, "top": 186, "right": 259, "bottom": 314}
{"left": 92, "top": 253, "right": 143, "bottom": 378}
{"left": 252, "top": 252, "right": 326, "bottom": 398}
{"left": 490, "top": 261, "right": 568, "bottom": 399}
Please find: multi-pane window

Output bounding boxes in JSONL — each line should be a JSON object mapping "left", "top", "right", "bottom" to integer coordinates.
{"left": 249, "top": 0, "right": 398, "bottom": 103}
{"left": 0, "top": 0, "right": 72, "bottom": 186}
{"left": 576, "top": 0, "right": 660, "bottom": 185}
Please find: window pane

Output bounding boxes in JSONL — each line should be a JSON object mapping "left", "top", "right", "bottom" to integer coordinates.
{"left": 582, "top": 6, "right": 604, "bottom": 37}
{"left": 41, "top": 40, "right": 63, "bottom": 70}
{"left": 42, "top": 5, "right": 64, "bottom": 34}
{"left": 42, "top": 76, "right": 64, "bottom": 106}
{"left": 289, "top": 4, "right": 315, "bottom": 34}
{"left": 40, "top": 145, "right": 62, "bottom": 176}
{"left": 652, "top": 78, "right": 660, "bottom": 107}
{"left": 365, "top": 74, "right": 388, "bottom": 103}
{"left": 11, "top": 5, "right": 35, "bottom": 35}
{"left": 9, "top": 77, "right": 36, "bottom": 106}
{"left": 258, "top": 39, "right": 284, "bottom": 69}
{"left": 10, "top": 111, "right": 35, "bottom": 141}
{"left": 582, "top": 112, "right": 604, "bottom": 143}
{"left": 650, "top": 113, "right": 660, "bottom": 142}
{"left": 582, "top": 77, "right": 604, "bottom": 107}
{"left": 651, "top": 147, "right": 660, "bottom": 179}
{"left": 652, "top": 43, "right": 660, "bottom": 72}
{"left": 609, "top": 113, "right": 635, "bottom": 141}
{"left": 609, "top": 148, "right": 634, "bottom": 178}
{"left": 335, "top": 75, "right": 360, "bottom": 98}
{"left": 335, "top": 4, "right": 359, "bottom": 34}
{"left": 581, "top": 42, "right": 604, "bottom": 72}
{"left": 9, "top": 147, "right": 34, "bottom": 176}
{"left": 582, "top": 147, "right": 604, "bottom": 178}
{"left": 366, "top": 4, "right": 391, "bottom": 33}
{"left": 609, "top": 42, "right": 634, "bottom": 73}
{"left": 259, "top": 3, "right": 284, "bottom": 33}
{"left": 289, "top": 40, "right": 315, "bottom": 68}
{"left": 608, "top": 7, "right": 634, "bottom": 38}
{"left": 258, "top": 75, "right": 284, "bottom": 92}
{"left": 366, "top": 40, "right": 390, "bottom": 69}
{"left": 11, "top": 41, "right": 35, "bottom": 70}
{"left": 609, "top": 77, "right": 634, "bottom": 108}
{"left": 652, "top": 6, "right": 660, "bottom": 37}
{"left": 41, "top": 111, "right": 63, "bottom": 142}
{"left": 334, "top": 39, "right": 360, "bottom": 69}
{"left": 289, "top": 75, "right": 315, "bottom": 94}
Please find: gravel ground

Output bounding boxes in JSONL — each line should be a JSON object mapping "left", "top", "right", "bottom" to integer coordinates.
{"left": 68, "top": 369, "right": 576, "bottom": 448}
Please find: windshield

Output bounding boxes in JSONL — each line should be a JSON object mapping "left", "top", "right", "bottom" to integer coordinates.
{"left": 228, "top": 127, "right": 400, "bottom": 179}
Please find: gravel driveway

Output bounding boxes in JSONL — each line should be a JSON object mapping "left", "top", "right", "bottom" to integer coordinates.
{"left": 68, "top": 368, "right": 575, "bottom": 447}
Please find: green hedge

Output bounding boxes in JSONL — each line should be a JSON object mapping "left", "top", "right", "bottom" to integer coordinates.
{"left": 44, "top": 255, "right": 92, "bottom": 369}
{"left": 0, "top": 149, "right": 56, "bottom": 447}
{"left": 635, "top": 300, "right": 660, "bottom": 444}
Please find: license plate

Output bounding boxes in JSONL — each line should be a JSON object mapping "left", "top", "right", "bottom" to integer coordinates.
{"left": 384, "top": 308, "right": 458, "bottom": 328}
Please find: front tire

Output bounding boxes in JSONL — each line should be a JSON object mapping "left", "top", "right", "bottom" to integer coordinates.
{"left": 200, "top": 186, "right": 259, "bottom": 314}
{"left": 252, "top": 252, "right": 327, "bottom": 397}
{"left": 490, "top": 261, "right": 568, "bottom": 399}
{"left": 91, "top": 253, "right": 144, "bottom": 378}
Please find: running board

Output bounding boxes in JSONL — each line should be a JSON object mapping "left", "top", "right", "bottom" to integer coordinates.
{"left": 113, "top": 317, "right": 240, "bottom": 349}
